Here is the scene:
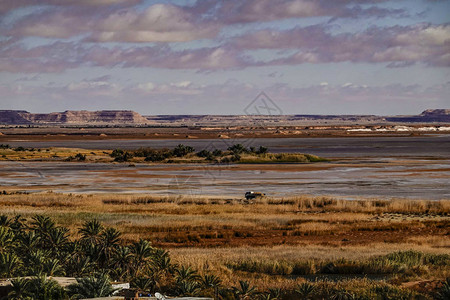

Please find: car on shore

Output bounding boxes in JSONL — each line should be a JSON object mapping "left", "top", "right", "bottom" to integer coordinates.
{"left": 245, "top": 191, "right": 266, "bottom": 200}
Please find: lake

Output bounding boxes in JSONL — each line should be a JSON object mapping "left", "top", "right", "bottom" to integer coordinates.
{"left": 1, "top": 135, "right": 449, "bottom": 199}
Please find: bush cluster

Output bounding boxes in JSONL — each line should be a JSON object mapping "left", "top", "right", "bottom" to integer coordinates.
{"left": 110, "top": 144, "right": 272, "bottom": 163}
{"left": 110, "top": 149, "right": 133, "bottom": 162}
{"left": 66, "top": 153, "right": 86, "bottom": 162}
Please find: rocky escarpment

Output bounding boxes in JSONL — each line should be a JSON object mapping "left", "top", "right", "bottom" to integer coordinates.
{"left": 0, "top": 110, "right": 149, "bottom": 125}
{"left": 0, "top": 110, "right": 32, "bottom": 124}
{"left": 145, "top": 110, "right": 450, "bottom": 126}
{"left": 421, "top": 109, "right": 450, "bottom": 116}
{"left": 385, "top": 109, "right": 450, "bottom": 122}
{"left": 1, "top": 109, "right": 449, "bottom": 125}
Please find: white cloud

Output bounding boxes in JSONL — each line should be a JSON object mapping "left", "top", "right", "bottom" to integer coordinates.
{"left": 173, "top": 81, "right": 192, "bottom": 88}
{"left": 137, "top": 82, "right": 156, "bottom": 91}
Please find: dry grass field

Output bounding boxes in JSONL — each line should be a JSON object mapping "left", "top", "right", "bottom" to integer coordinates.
{"left": 1, "top": 192, "right": 448, "bottom": 295}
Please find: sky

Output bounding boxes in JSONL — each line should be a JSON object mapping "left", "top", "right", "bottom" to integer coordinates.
{"left": 0, "top": 0, "right": 449, "bottom": 115}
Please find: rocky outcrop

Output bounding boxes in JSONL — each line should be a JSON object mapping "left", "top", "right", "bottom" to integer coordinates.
{"left": 386, "top": 109, "right": 450, "bottom": 123}
{"left": 0, "top": 110, "right": 32, "bottom": 124}
{"left": 0, "top": 110, "right": 149, "bottom": 125}
{"left": 1, "top": 109, "right": 449, "bottom": 125}
{"left": 420, "top": 109, "right": 450, "bottom": 116}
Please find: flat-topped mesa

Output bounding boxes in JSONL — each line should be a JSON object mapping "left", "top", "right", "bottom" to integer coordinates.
{"left": 385, "top": 109, "right": 450, "bottom": 123}
{"left": 28, "top": 110, "right": 150, "bottom": 124}
{"left": 0, "top": 110, "right": 31, "bottom": 124}
{"left": 0, "top": 110, "right": 149, "bottom": 125}
{"left": 1, "top": 109, "right": 449, "bottom": 125}
{"left": 420, "top": 109, "right": 450, "bottom": 116}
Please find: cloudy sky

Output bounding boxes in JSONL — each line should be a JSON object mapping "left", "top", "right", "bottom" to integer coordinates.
{"left": 0, "top": 0, "right": 449, "bottom": 115}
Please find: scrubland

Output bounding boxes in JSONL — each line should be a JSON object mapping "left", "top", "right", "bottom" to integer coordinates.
{"left": 0, "top": 144, "right": 326, "bottom": 164}
{"left": 0, "top": 192, "right": 448, "bottom": 298}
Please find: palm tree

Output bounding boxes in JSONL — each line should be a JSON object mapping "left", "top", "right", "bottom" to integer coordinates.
{"left": 84, "top": 242, "right": 102, "bottom": 264}
{"left": 200, "top": 274, "right": 221, "bottom": 289}
{"left": 151, "top": 249, "right": 172, "bottom": 272}
{"left": 79, "top": 219, "right": 103, "bottom": 244}
{"left": 330, "top": 289, "right": 357, "bottom": 300}
{"left": 67, "top": 273, "right": 116, "bottom": 299}
{"left": 131, "top": 276, "right": 156, "bottom": 293}
{"left": 0, "top": 226, "right": 14, "bottom": 251}
{"left": 200, "top": 274, "right": 221, "bottom": 298}
{"left": 43, "top": 258, "right": 65, "bottom": 276}
{"left": 0, "top": 252, "right": 22, "bottom": 277}
{"left": 175, "top": 265, "right": 200, "bottom": 283}
{"left": 258, "top": 294, "right": 272, "bottom": 300}
{"left": 295, "top": 282, "right": 316, "bottom": 299}
{"left": 8, "top": 278, "right": 31, "bottom": 300}
{"left": 131, "top": 239, "right": 153, "bottom": 261}
{"left": 176, "top": 280, "right": 201, "bottom": 297}
{"left": 101, "top": 227, "right": 121, "bottom": 247}
{"left": 112, "top": 245, "right": 133, "bottom": 280}
{"left": 27, "top": 249, "right": 50, "bottom": 275}
{"left": 31, "top": 215, "right": 56, "bottom": 237}
{"left": 130, "top": 239, "right": 154, "bottom": 277}
{"left": 436, "top": 278, "right": 450, "bottom": 300}
{"left": 0, "top": 215, "right": 11, "bottom": 227}
{"left": 65, "top": 254, "right": 93, "bottom": 277}
{"left": 10, "top": 215, "right": 26, "bottom": 233}
{"left": 261, "top": 288, "right": 283, "bottom": 300}
{"left": 233, "top": 280, "right": 257, "bottom": 300}
{"left": 16, "top": 230, "right": 40, "bottom": 254}
{"left": 28, "top": 274, "right": 67, "bottom": 300}
{"left": 149, "top": 249, "right": 174, "bottom": 291}
{"left": 99, "top": 227, "right": 121, "bottom": 267}
{"left": 48, "top": 227, "right": 69, "bottom": 247}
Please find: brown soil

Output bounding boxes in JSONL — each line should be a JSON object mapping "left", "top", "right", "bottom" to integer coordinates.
{"left": 0, "top": 126, "right": 437, "bottom": 142}
{"left": 145, "top": 221, "right": 449, "bottom": 248}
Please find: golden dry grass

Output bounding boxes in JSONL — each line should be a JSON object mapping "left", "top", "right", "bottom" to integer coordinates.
{"left": 169, "top": 244, "right": 450, "bottom": 289}
{"left": 0, "top": 193, "right": 448, "bottom": 246}
{"left": 0, "top": 147, "right": 110, "bottom": 162}
{"left": 1, "top": 192, "right": 448, "bottom": 291}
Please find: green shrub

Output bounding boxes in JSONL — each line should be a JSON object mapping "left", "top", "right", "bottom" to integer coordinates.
{"left": 173, "top": 144, "right": 195, "bottom": 157}
{"left": 227, "top": 144, "right": 248, "bottom": 154}
{"left": 111, "top": 149, "right": 133, "bottom": 162}
{"left": 110, "top": 149, "right": 124, "bottom": 158}
{"left": 75, "top": 153, "right": 86, "bottom": 161}
{"left": 212, "top": 149, "right": 223, "bottom": 156}
{"left": 196, "top": 149, "right": 211, "bottom": 158}
{"left": 145, "top": 153, "right": 166, "bottom": 162}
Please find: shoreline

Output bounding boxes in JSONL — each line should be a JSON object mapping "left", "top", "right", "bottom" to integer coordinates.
{"left": 1, "top": 125, "right": 450, "bottom": 142}
{"left": 1, "top": 157, "right": 448, "bottom": 200}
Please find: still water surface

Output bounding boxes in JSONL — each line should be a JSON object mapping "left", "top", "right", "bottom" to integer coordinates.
{"left": 2, "top": 136, "right": 449, "bottom": 199}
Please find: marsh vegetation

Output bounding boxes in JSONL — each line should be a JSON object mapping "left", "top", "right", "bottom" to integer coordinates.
{"left": 0, "top": 143, "right": 326, "bottom": 164}
{"left": 0, "top": 193, "right": 448, "bottom": 298}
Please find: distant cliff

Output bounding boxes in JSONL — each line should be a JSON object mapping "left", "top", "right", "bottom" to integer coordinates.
{"left": 1, "top": 109, "right": 449, "bottom": 125}
{"left": 385, "top": 109, "right": 450, "bottom": 122}
{"left": 0, "top": 110, "right": 31, "bottom": 124}
{"left": 0, "top": 110, "right": 149, "bottom": 125}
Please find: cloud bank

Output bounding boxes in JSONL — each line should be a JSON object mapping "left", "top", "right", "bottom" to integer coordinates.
{"left": 0, "top": 0, "right": 448, "bottom": 114}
